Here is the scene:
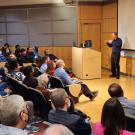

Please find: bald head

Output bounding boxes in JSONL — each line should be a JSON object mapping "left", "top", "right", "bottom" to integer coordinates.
{"left": 56, "top": 59, "right": 65, "bottom": 68}
{"left": 44, "top": 124, "right": 74, "bottom": 135}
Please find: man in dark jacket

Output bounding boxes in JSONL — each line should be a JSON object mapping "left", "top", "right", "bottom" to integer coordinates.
{"left": 105, "top": 32, "right": 122, "bottom": 79}
{"left": 48, "top": 88, "right": 91, "bottom": 135}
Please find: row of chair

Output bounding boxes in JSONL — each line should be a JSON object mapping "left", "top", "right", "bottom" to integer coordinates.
{"left": 6, "top": 75, "right": 52, "bottom": 120}
{"left": 6, "top": 74, "right": 82, "bottom": 119}
{"left": 49, "top": 76, "right": 81, "bottom": 103}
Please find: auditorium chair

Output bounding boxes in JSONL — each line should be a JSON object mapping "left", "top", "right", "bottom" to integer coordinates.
{"left": 6, "top": 75, "right": 52, "bottom": 120}
{"left": 125, "top": 114, "right": 135, "bottom": 132}
{"left": 49, "top": 76, "right": 81, "bottom": 103}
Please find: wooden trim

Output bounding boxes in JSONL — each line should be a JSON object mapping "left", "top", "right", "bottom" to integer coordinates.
{"left": 0, "top": 3, "right": 77, "bottom": 9}
{"left": 103, "top": 0, "right": 118, "bottom": 5}
{"left": 78, "top": 1, "right": 103, "bottom": 6}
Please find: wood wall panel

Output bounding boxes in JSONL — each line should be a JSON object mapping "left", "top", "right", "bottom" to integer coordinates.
{"left": 102, "top": 18, "right": 117, "bottom": 32}
{"left": 80, "top": 5, "right": 102, "bottom": 20}
{"left": 103, "top": 3, "right": 117, "bottom": 18}
{"left": 101, "top": 2, "right": 118, "bottom": 69}
{"left": 78, "top": 4, "right": 102, "bottom": 50}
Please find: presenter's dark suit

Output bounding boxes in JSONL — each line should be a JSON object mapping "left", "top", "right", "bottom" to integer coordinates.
{"left": 48, "top": 109, "right": 91, "bottom": 135}
{"left": 107, "top": 38, "right": 122, "bottom": 77}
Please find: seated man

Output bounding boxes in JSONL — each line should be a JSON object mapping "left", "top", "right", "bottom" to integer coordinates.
{"left": 48, "top": 88, "right": 92, "bottom": 135}
{"left": 44, "top": 124, "right": 74, "bottom": 135}
{"left": 26, "top": 47, "right": 35, "bottom": 62}
{"left": 0, "top": 95, "right": 28, "bottom": 135}
{"left": 54, "top": 59, "right": 98, "bottom": 100}
{"left": 40, "top": 56, "right": 50, "bottom": 74}
{"left": 7, "top": 58, "right": 25, "bottom": 82}
{"left": 108, "top": 83, "right": 135, "bottom": 117}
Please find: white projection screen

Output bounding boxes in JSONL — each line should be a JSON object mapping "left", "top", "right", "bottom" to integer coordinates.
{"left": 118, "top": 0, "right": 135, "bottom": 50}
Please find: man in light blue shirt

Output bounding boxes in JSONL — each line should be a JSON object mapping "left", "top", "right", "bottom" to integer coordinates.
{"left": 54, "top": 59, "right": 98, "bottom": 100}
{"left": 40, "top": 56, "right": 50, "bottom": 73}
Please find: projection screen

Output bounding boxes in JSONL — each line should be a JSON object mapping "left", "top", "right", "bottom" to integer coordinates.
{"left": 118, "top": 0, "right": 135, "bottom": 50}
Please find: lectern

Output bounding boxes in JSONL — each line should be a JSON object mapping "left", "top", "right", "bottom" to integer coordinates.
{"left": 72, "top": 47, "right": 101, "bottom": 79}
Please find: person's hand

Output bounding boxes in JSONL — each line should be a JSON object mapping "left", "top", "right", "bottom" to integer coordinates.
{"left": 71, "top": 77, "right": 78, "bottom": 81}
{"left": 0, "top": 79, "right": 2, "bottom": 83}
{"left": 108, "top": 40, "right": 113, "bottom": 44}
{"left": 105, "top": 40, "right": 108, "bottom": 44}
{"left": 4, "top": 88, "right": 12, "bottom": 94}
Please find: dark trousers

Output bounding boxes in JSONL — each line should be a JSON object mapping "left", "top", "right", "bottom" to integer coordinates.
{"left": 81, "top": 83, "right": 93, "bottom": 98}
{"left": 111, "top": 52, "right": 120, "bottom": 77}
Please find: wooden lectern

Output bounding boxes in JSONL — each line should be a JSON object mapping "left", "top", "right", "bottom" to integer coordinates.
{"left": 72, "top": 47, "right": 101, "bottom": 79}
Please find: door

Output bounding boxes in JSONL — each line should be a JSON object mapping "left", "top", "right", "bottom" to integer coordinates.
{"left": 81, "top": 23, "right": 101, "bottom": 51}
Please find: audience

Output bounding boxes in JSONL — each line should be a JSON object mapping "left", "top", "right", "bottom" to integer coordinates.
{"left": 18, "top": 48, "right": 28, "bottom": 63}
{"left": 44, "top": 124, "right": 74, "bottom": 135}
{"left": 108, "top": 83, "right": 135, "bottom": 117}
{"left": 0, "top": 68, "right": 9, "bottom": 96}
{"left": 48, "top": 88, "right": 92, "bottom": 135}
{"left": 15, "top": 44, "right": 21, "bottom": 58}
{"left": 0, "top": 45, "right": 134, "bottom": 135}
{"left": 22, "top": 66, "right": 38, "bottom": 89}
{"left": 40, "top": 56, "right": 50, "bottom": 74}
{"left": 0, "top": 95, "right": 28, "bottom": 135}
{"left": 37, "top": 73, "right": 49, "bottom": 88}
{"left": 26, "top": 47, "right": 35, "bottom": 62}
{"left": 46, "top": 60, "right": 56, "bottom": 76}
{"left": 33, "top": 46, "right": 41, "bottom": 60}
{"left": 54, "top": 59, "right": 98, "bottom": 100}
{"left": 0, "top": 50, "right": 7, "bottom": 62}
{"left": 0, "top": 43, "right": 11, "bottom": 57}
{"left": 93, "top": 98, "right": 134, "bottom": 135}
{"left": 7, "top": 58, "right": 25, "bottom": 82}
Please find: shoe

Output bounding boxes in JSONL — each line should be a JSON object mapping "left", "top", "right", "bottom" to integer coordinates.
{"left": 116, "top": 76, "right": 120, "bottom": 79}
{"left": 90, "top": 91, "right": 99, "bottom": 101}
{"left": 110, "top": 75, "right": 116, "bottom": 77}
{"left": 25, "top": 124, "right": 40, "bottom": 133}
{"left": 90, "top": 94, "right": 98, "bottom": 101}
{"left": 92, "top": 90, "right": 99, "bottom": 95}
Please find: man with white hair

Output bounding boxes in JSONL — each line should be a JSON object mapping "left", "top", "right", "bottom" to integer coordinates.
{"left": 44, "top": 124, "right": 74, "bottom": 135}
{"left": 54, "top": 59, "right": 98, "bottom": 100}
{"left": 48, "top": 89, "right": 92, "bottom": 135}
{"left": 0, "top": 95, "right": 28, "bottom": 135}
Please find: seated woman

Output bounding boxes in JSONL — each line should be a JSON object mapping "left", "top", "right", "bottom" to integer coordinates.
{"left": 22, "top": 66, "right": 38, "bottom": 89}
{"left": 93, "top": 98, "right": 134, "bottom": 135}
{"left": 46, "top": 61, "right": 56, "bottom": 76}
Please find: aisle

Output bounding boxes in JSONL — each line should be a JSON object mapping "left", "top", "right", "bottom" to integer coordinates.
{"left": 75, "top": 70, "right": 135, "bottom": 122}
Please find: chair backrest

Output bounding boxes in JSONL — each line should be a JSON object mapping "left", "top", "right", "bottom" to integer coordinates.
{"left": 125, "top": 114, "right": 135, "bottom": 132}
{"left": 28, "top": 87, "right": 52, "bottom": 120}
{"left": 6, "top": 75, "right": 52, "bottom": 120}
{"left": 49, "top": 76, "right": 65, "bottom": 89}
{"left": 6, "top": 75, "right": 30, "bottom": 101}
